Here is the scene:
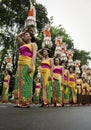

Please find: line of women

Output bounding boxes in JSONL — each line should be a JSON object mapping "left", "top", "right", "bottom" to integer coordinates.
{"left": 34, "top": 48, "right": 91, "bottom": 108}
{"left": 12, "top": 30, "right": 91, "bottom": 108}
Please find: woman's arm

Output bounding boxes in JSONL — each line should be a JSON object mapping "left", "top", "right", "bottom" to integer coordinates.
{"left": 7, "top": 75, "right": 11, "bottom": 85}
{"left": 17, "top": 30, "right": 26, "bottom": 46}
{"left": 62, "top": 66, "right": 64, "bottom": 85}
{"left": 37, "top": 49, "right": 43, "bottom": 60}
{"left": 50, "top": 58, "right": 54, "bottom": 80}
{"left": 28, "top": 43, "right": 37, "bottom": 73}
{"left": 31, "top": 43, "right": 38, "bottom": 67}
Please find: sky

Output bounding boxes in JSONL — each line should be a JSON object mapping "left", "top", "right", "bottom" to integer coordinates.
{"left": 37, "top": 0, "right": 91, "bottom": 66}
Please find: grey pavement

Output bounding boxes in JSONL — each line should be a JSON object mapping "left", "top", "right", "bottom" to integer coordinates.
{"left": 0, "top": 103, "right": 91, "bottom": 130}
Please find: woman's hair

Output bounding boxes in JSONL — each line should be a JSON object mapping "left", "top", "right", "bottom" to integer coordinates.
{"left": 29, "top": 31, "right": 35, "bottom": 42}
{"left": 43, "top": 48, "right": 50, "bottom": 53}
{"left": 3, "top": 69, "right": 9, "bottom": 75}
{"left": 54, "top": 57, "right": 61, "bottom": 65}
{"left": 29, "top": 31, "right": 34, "bottom": 37}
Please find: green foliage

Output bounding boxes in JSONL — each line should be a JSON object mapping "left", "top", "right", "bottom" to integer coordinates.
{"left": 51, "top": 25, "right": 74, "bottom": 48}
{"left": 35, "top": 3, "right": 50, "bottom": 33}
{"left": 0, "top": 0, "right": 91, "bottom": 83}
{"left": 0, "top": 0, "right": 50, "bottom": 71}
{"left": 74, "top": 49, "right": 91, "bottom": 66}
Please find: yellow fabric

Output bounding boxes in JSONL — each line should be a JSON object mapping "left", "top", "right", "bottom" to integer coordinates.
{"left": 69, "top": 74, "right": 76, "bottom": 88}
{"left": 64, "top": 71, "right": 68, "bottom": 85}
{"left": 53, "top": 66, "right": 62, "bottom": 80}
{"left": 82, "top": 83, "right": 89, "bottom": 95}
{"left": 53, "top": 66, "right": 62, "bottom": 90}
{"left": 40, "top": 59, "right": 51, "bottom": 86}
{"left": 3, "top": 76, "right": 9, "bottom": 93}
{"left": 88, "top": 86, "right": 91, "bottom": 95}
{"left": 3, "top": 76, "right": 9, "bottom": 87}
{"left": 76, "top": 79, "right": 82, "bottom": 94}
{"left": 40, "top": 59, "right": 51, "bottom": 73}
{"left": 76, "top": 79, "right": 82, "bottom": 84}
{"left": 63, "top": 70, "right": 69, "bottom": 94}
{"left": 18, "top": 44, "right": 33, "bottom": 67}
{"left": 65, "top": 87, "right": 69, "bottom": 94}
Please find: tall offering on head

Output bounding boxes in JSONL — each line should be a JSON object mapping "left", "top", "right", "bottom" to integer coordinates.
{"left": 74, "top": 60, "right": 81, "bottom": 74}
{"left": 54, "top": 36, "right": 63, "bottom": 58}
{"left": 67, "top": 49, "right": 74, "bottom": 67}
{"left": 42, "top": 23, "right": 52, "bottom": 48}
{"left": 6, "top": 57, "right": 13, "bottom": 72}
{"left": 25, "top": 0, "right": 36, "bottom": 34}
{"left": 61, "top": 42, "right": 67, "bottom": 62}
{"left": 81, "top": 65, "right": 88, "bottom": 79}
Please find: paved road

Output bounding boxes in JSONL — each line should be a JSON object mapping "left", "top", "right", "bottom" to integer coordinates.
{"left": 0, "top": 104, "right": 91, "bottom": 130}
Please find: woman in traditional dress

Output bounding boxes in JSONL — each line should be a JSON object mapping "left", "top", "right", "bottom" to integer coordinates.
{"left": 88, "top": 80, "right": 91, "bottom": 105}
{"left": 52, "top": 58, "right": 64, "bottom": 107}
{"left": 81, "top": 78, "right": 89, "bottom": 105}
{"left": 68, "top": 67, "right": 77, "bottom": 105}
{"left": 1, "top": 70, "right": 10, "bottom": 103}
{"left": 34, "top": 77, "right": 41, "bottom": 104}
{"left": 37, "top": 48, "right": 53, "bottom": 107}
{"left": 14, "top": 30, "right": 37, "bottom": 108}
{"left": 76, "top": 73, "right": 82, "bottom": 106}
{"left": 63, "top": 64, "right": 71, "bottom": 106}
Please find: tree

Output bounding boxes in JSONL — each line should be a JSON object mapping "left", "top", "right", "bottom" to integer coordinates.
{"left": 0, "top": 0, "right": 50, "bottom": 72}
{"left": 0, "top": 0, "right": 91, "bottom": 94}
{"left": 73, "top": 49, "right": 91, "bottom": 66}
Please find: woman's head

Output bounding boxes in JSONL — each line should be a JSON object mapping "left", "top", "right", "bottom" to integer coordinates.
{"left": 76, "top": 73, "right": 80, "bottom": 78}
{"left": 43, "top": 48, "right": 49, "bottom": 57}
{"left": 62, "top": 62, "right": 67, "bottom": 68}
{"left": 82, "top": 78, "right": 86, "bottom": 83}
{"left": 24, "top": 32, "right": 31, "bottom": 42}
{"left": 24, "top": 31, "right": 34, "bottom": 42}
{"left": 3, "top": 70, "right": 9, "bottom": 75}
{"left": 54, "top": 57, "right": 60, "bottom": 65}
{"left": 69, "top": 67, "right": 73, "bottom": 73}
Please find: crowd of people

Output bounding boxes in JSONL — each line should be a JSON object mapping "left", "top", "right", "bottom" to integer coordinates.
{"left": 0, "top": 31, "right": 91, "bottom": 108}
{"left": 0, "top": 1, "right": 91, "bottom": 109}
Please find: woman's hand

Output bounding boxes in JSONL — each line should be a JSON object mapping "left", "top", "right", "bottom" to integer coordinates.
{"left": 48, "top": 76, "right": 52, "bottom": 81}
{"left": 28, "top": 66, "right": 33, "bottom": 73}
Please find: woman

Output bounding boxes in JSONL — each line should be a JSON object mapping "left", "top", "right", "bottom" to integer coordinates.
{"left": 81, "top": 78, "right": 89, "bottom": 105}
{"left": 63, "top": 64, "right": 71, "bottom": 106}
{"left": 68, "top": 67, "right": 77, "bottom": 105}
{"left": 34, "top": 77, "right": 41, "bottom": 104}
{"left": 37, "top": 48, "right": 53, "bottom": 107}
{"left": 52, "top": 58, "right": 64, "bottom": 107}
{"left": 14, "top": 30, "right": 37, "bottom": 108}
{"left": 76, "top": 73, "right": 82, "bottom": 106}
{"left": 1, "top": 70, "right": 10, "bottom": 103}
